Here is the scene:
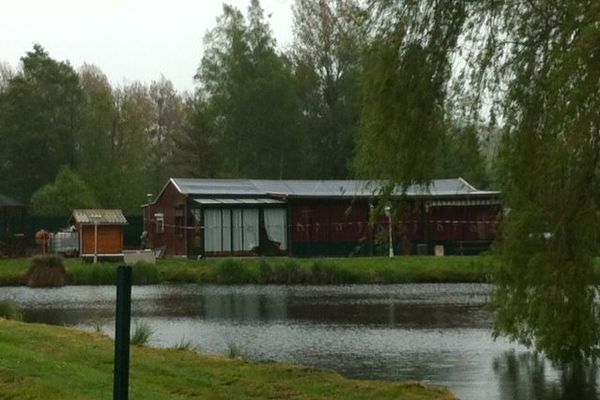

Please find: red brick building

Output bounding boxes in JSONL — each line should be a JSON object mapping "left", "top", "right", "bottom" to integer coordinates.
{"left": 143, "top": 178, "right": 501, "bottom": 257}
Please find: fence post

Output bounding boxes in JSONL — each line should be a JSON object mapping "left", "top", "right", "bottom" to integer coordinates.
{"left": 114, "top": 266, "right": 132, "bottom": 400}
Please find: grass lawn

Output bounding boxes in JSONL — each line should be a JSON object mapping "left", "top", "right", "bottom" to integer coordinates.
{"left": 0, "top": 255, "right": 496, "bottom": 286}
{"left": 0, "top": 319, "right": 455, "bottom": 400}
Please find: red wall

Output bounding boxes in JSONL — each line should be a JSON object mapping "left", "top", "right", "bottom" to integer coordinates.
{"left": 290, "top": 200, "right": 370, "bottom": 244}
{"left": 145, "top": 182, "right": 188, "bottom": 256}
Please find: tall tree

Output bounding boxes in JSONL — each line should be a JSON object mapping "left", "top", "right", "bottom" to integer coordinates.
{"left": 77, "top": 64, "right": 117, "bottom": 207}
{"left": 292, "top": 0, "right": 362, "bottom": 178}
{"left": 0, "top": 45, "right": 81, "bottom": 201}
{"left": 148, "top": 77, "right": 186, "bottom": 194}
{"left": 171, "top": 98, "right": 223, "bottom": 178}
{"left": 435, "top": 123, "right": 491, "bottom": 189}
{"left": 354, "top": 1, "right": 467, "bottom": 189}
{"left": 462, "top": 0, "right": 600, "bottom": 364}
{"left": 108, "top": 82, "right": 155, "bottom": 213}
{"left": 0, "top": 62, "right": 13, "bottom": 92}
{"left": 197, "top": 0, "right": 306, "bottom": 178}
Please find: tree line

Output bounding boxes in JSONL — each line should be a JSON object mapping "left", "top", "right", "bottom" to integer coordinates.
{"left": 0, "top": 0, "right": 491, "bottom": 216}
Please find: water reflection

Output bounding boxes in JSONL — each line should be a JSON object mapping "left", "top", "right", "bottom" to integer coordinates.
{"left": 2, "top": 284, "right": 598, "bottom": 400}
{"left": 494, "top": 351, "right": 599, "bottom": 400}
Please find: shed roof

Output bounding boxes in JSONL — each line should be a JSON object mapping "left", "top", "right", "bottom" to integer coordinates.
{"left": 71, "top": 209, "right": 128, "bottom": 225}
{"left": 0, "top": 194, "right": 24, "bottom": 208}
{"left": 169, "top": 178, "right": 498, "bottom": 199}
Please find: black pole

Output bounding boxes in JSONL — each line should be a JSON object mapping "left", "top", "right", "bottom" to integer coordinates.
{"left": 114, "top": 266, "right": 132, "bottom": 400}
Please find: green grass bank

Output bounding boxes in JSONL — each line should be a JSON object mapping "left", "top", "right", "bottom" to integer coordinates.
{"left": 0, "top": 319, "right": 455, "bottom": 400}
{"left": 0, "top": 256, "right": 497, "bottom": 286}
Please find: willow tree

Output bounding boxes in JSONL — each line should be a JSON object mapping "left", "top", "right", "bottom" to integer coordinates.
{"left": 462, "top": 0, "right": 600, "bottom": 364}
{"left": 355, "top": 0, "right": 467, "bottom": 189}
{"left": 357, "top": 0, "right": 600, "bottom": 364}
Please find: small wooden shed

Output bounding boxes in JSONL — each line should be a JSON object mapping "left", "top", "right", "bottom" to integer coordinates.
{"left": 69, "top": 209, "right": 128, "bottom": 258}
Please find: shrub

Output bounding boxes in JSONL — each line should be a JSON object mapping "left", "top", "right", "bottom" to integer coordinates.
{"left": 0, "top": 301, "right": 23, "bottom": 321}
{"left": 131, "top": 320, "right": 153, "bottom": 346}
{"left": 25, "top": 255, "right": 67, "bottom": 287}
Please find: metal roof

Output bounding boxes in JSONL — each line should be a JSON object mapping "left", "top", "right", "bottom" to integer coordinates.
{"left": 171, "top": 178, "right": 498, "bottom": 199}
{"left": 0, "top": 194, "right": 24, "bottom": 208}
{"left": 71, "top": 209, "right": 128, "bottom": 225}
{"left": 192, "top": 198, "right": 286, "bottom": 205}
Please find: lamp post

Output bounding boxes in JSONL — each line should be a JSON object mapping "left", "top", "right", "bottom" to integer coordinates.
{"left": 384, "top": 204, "right": 394, "bottom": 258}
{"left": 89, "top": 215, "right": 101, "bottom": 264}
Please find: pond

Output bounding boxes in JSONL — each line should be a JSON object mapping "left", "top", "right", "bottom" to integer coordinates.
{"left": 0, "top": 283, "right": 597, "bottom": 400}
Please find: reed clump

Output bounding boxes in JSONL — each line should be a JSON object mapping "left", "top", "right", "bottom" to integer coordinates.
{"left": 0, "top": 301, "right": 22, "bottom": 321}
{"left": 25, "top": 256, "right": 67, "bottom": 287}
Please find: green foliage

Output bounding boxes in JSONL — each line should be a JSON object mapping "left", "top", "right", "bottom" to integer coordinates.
{"left": 30, "top": 255, "right": 65, "bottom": 269}
{"left": 197, "top": 1, "right": 307, "bottom": 178}
{"left": 355, "top": 1, "right": 467, "bottom": 188}
{"left": 226, "top": 342, "right": 245, "bottom": 360}
{"left": 271, "top": 260, "right": 309, "bottom": 284}
{"left": 0, "top": 44, "right": 82, "bottom": 201}
{"left": 458, "top": 0, "right": 600, "bottom": 364}
{"left": 30, "top": 167, "right": 99, "bottom": 216}
{"left": 0, "top": 301, "right": 23, "bottom": 321}
{"left": 131, "top": 320, "right": 153, "bottom": 346}
{"left": 214, "top": 259, "right": 257, "bottom": 284}
{"left": 292, "top": 0, "right": 363, "bottom": 178}
{"left": 310, "top": 261, "right": 358, "bottom": 284}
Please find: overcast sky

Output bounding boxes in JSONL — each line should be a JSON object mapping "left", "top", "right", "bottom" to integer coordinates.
{"left": 0, "top": 0, "right": 294, "bottom": 93}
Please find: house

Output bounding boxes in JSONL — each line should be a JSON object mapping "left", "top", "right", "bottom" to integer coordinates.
{"left": 142, "top": 178, "right": 501, "bottom": 258}
{"left": 69, "top": 209, "right": 128, "bottom": 259}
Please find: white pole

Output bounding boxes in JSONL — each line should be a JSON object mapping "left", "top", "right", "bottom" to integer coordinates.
{"left": 385, "top": 205, "right": 394, "bottom": 258}
{"left": 94, "top": 221, "right": 98, "bottom": 264}
{"left": 388, "top": 217, "right": 394, "bottom": 258}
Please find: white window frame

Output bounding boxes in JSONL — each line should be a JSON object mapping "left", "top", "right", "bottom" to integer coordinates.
{"left": 155, "top": 213, "right": 164, "bottom": 234}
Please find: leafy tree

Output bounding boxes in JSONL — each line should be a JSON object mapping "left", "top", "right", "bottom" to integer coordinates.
{"left": 435, "top": 123, "right": 491, "bottom": 189}
{"left": 354, "top": 1, "right": 467, "bottom": 189}
{"left": 197, "top": 0, "right": 306, "bottom": 178}
{"left": 0, "top": 45, "right": 82, "bottom": 201}
{"left": 291, "top": 0, "right": 362, "bottom": 178}
{"left": 77, "top": 64, "right": 117, "bottom": 207}
{"left": 461, "top": 0, "right": 600, "bottom": 364}
{"left": 0, "top": 62, "right": 13, "bottom": 92}
{"left": 30, "top": 167, "right": 99, "bottom": 216}
{"left": 357, "top": 0, "right": 600, "bottom": 364}
{"left": 148, "top": 77, "right": 186, "bottom": 194}
{"left": 171, "top": 98, "right": 223, "bottom": 178}
{"left": 107, "top": 82, "right": 155, "bottom": 213}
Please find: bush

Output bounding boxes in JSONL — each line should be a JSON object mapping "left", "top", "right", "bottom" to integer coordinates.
{"left": 0, "top": 301, "right": 23, "bottom": 321}
{"left": 25, "top": 255, "right": 67, "bottom": 287}
{"left": 213, "top": 260, "right": 256, "bottom": 284}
